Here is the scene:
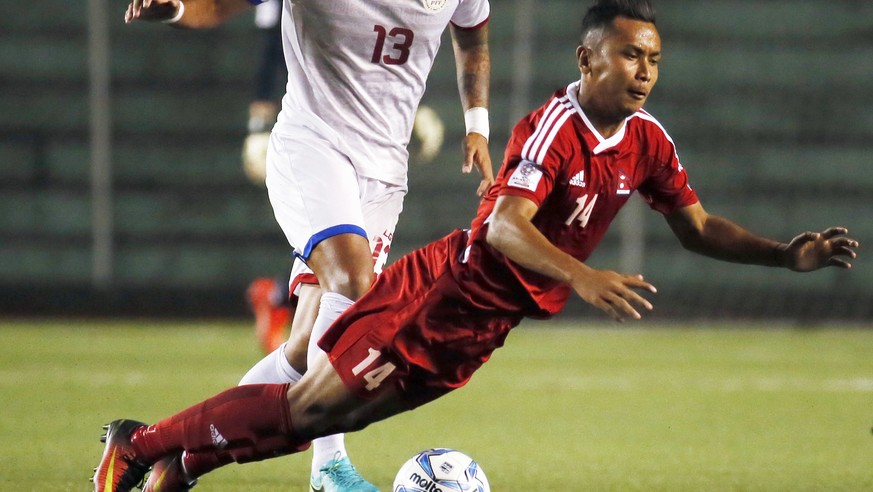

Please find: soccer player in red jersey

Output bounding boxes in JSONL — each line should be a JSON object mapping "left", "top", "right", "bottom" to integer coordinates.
{"left": 93, "top": 1, "right": 859, "bottom": 490}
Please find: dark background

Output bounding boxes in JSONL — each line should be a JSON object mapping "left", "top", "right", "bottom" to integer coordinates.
{"left": 1, "top": 0, "right": 871, "bottom": 321}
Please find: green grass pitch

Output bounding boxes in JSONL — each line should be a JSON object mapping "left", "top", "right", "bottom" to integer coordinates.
{"left": 1, "top": 319, "right": 872, "bottom": 491}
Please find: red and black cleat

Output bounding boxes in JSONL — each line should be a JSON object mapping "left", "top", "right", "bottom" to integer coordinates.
{"left": 91, "top": 419, "right": 150, "bottom": 492}
{"left": 142, "top": 453, "right": 198, "bottom": 492}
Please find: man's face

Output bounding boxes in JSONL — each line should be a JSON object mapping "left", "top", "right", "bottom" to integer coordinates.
{"left": 577, "top": 17, "right": 661, "bottom": 121}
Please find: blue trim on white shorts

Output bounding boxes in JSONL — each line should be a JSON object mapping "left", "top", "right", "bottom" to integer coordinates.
{"left": 295, "top": 224, "right": 368, "bottom": 262}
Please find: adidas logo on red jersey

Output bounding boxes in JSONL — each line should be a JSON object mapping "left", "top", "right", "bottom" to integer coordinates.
{"left": 569, "top": 171, "right": 586, "bottom": 187}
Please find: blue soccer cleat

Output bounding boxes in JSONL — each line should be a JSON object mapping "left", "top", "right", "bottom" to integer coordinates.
{"left": 310, "top": 453, "right": 379, "bottom": 492}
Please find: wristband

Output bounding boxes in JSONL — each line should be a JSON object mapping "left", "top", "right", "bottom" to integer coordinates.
{"left": 162, "top": 1, "right": 185, "bottom": 24}
{"left": 464, "top": 107, "right": 489, "bottom": 142}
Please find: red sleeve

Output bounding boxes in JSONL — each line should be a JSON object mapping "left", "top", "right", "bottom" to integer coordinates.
{"left": 496, "top": 108, "right": 571, "bottom": 206}
{"left": 638, "top": 127, "right": 699, "bottom": 215}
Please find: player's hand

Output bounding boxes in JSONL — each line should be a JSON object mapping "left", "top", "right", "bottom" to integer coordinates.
{"left": 461, "top": 133, "right": 493, "bottom": 197}
{"left": 779, "top": 227, "right": 859, "bottom": 272}
{"left": 125, "top": 0, "right": 181, "bottom": 23}
{"left": 572, "top": 270, "right": 656, "bottom": 322}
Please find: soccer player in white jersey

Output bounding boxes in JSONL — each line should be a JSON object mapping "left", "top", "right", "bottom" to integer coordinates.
{"left": 125, "top": 0, "right": 493, "bottom": 491}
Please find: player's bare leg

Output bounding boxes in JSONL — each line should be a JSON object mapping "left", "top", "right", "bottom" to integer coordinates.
{"left": 284, "top": 283, "right": 321, "bottom": 373}
{"left": 276, "top": 283, "right": 376, "bottom": 491}
{"left": 287, "top": 348, "right": 409, "bottom": 440}
{"left": 238, "top": 234, "right": 377, "bottom": 491}
{"left": 299, "top": 233, "right": 379, "bottom": 492}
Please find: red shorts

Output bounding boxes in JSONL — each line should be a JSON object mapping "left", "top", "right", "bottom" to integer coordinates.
{"left": 318, "top": 230, "right": 525, "bottom": 408}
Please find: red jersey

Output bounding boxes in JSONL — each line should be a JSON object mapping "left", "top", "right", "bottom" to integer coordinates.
{"left": 461, "top": 82, "right": 699, "bottom": 316}
{"left": 320, "top": 85, "right": 699, "bottom": 405}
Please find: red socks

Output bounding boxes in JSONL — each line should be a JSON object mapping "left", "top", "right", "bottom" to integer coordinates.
{"left": 181, "top": 449, "right": 234, "bottom": 478}
{"left": 130, "top": 383, "right": 310, "bottom": 466}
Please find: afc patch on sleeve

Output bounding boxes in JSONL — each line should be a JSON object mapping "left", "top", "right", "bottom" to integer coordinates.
{"left": 507, "top": 160, "right": 544, "bottom": 192}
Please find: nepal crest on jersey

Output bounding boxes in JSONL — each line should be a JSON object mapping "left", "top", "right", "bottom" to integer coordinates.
{"left": 421, "top": 0, "right": 447, "bottom": 12}
{"left": 617, "top": 171, "right": 630, "bottom": 195}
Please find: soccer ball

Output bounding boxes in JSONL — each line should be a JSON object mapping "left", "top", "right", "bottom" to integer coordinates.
{"left": 393, "top": 448, "right": 490, "bottom": 492}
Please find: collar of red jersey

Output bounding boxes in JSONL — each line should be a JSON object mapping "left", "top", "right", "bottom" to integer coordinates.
{"left": 566, "top": 81, "right": 632, "bottom": 155}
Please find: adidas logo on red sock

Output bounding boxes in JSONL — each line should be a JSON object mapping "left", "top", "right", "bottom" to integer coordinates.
{"left": 210, "top": 424, "right": 228, "bottom": 449}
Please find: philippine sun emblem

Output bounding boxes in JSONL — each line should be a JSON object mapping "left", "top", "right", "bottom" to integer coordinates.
{"left": 421, "top": 0, "right": 447, "bottom": 13}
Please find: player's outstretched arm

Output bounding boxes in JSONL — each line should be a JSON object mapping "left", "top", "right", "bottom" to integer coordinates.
{"left": 451, "top": 24, "right": 493, "bottom": 196}
{"left": 125, "top": 0, "right": 252, "bottom": 28}
{"left": 486, "top": 195, "right": 656, "bottom": 322}
{"left": 665, "top": 202, "right": 859, "bottom": 271}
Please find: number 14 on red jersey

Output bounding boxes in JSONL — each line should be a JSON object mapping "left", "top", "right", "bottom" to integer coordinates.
{"left": 565, "top": 193, "right": 598, "bottom": 228}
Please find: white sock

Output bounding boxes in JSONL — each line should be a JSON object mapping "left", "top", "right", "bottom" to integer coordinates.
{"left": 306, "top": 292, "right": 354, "bottom": 369}
{"left": 238, "top": 342, "right": 304, "bottom": 385}
{"left": 309, "top": 292, "right": 354, "bottom": 476}
{"left": 311, "top": 434, "right": 347, "bottom": 476}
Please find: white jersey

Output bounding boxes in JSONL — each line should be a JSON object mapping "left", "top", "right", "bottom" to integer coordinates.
{"left": 269, "top": 0, "right": 490, "bottom": 185}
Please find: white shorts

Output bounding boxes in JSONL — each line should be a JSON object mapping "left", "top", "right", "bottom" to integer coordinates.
{"left": 265, "top": 124, "right": 407, "bottom": 295}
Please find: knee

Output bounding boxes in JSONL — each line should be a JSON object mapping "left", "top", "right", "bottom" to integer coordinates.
{"left": 319, "top": 268, "right": 374, "bottom": 301}
{"left": 307, "top": 234, "right": 375, "bottom": 300}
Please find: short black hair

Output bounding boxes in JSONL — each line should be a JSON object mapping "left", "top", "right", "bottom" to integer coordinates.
{"left": 581, "top": 0, "right": 656, "bottom": 43}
